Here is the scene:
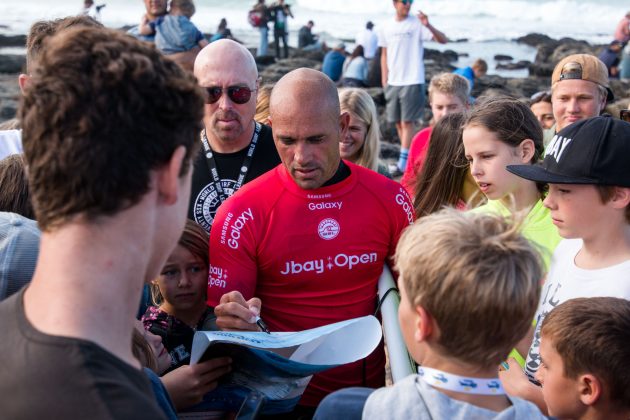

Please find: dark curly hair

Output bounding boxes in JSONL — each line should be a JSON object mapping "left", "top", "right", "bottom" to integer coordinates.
{"left": 20, "top": 26, "right": 204, "bottom": 231}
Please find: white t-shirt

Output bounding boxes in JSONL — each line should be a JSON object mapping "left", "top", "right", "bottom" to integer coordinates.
{"left": 355, "top": 28, "right": 378, "bottom": 59}
{"left": 524, "top": 238, "right": 630, "bottom": 380}
{"left": 377, "top": 15, "right": 433, "bottom": 86}
{"left": 0, "top": 130, "right": 23, "bottom": 160}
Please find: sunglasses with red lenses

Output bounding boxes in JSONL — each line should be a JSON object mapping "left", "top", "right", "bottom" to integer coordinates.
{"left": 205, "top": 86, "right": 255, "bottom": 104}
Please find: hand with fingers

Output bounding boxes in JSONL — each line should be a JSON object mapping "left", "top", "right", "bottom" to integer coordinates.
{"left": 214, "top": 291, "right": 263, "bottom": 332}
{"left": 161, "top": 357, "right": 232, "bottom": 410}
{"left": 417, "top": 10, "right": 429, "bottom": 26}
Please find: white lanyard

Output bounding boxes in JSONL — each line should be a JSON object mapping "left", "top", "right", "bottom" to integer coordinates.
{"left": 417, "top": 366, "right": 506, "bottom": 395}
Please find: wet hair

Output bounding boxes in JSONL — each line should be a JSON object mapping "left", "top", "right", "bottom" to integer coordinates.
{"left": 151, "top": 219, "right": 209, "bottom": 306}
{"left": 541, "top": 297, "right": 630, "bottom": 410}
{"left": 396, "top": 209, "right": 542, "bottom": 369}
{"left": 428, "top": 73, "right": 469, "bottom": 107}
{"left": 0, "top": 154, "right": 34, "bottom": 219}
{"left": 338, "top": 88, "right": 381, "bottom": 172}
{"left": 413, "top": 113, "right": 470, "bottom": 217}
{"left": 25, "top": 15, "right": 103, "bottom": 73}
{"left": 20, "top": 26, "right": 204, "bottom": 231}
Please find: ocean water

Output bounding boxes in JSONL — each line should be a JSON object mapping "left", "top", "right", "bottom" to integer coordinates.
{"left": 0, "top": 0, "right": 625, "bottom": 77}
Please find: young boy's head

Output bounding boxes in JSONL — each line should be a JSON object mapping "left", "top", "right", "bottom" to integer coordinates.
{"left": 427, "top": 73, "right": 469, "bottom": 123}
{"left": 170, "top": 0, "right": 196, "bottom": 18}
{"left": 395, "top": 209, "right": 542, "bottom": 369}
{"left": 507, "top": 116, "right": 630, "bottom": 238}
{"left": 472, "top": 58, "right": 488, "bottom": 78}
{"left": 537, "top": 297, "right": 630, "bottom": 419}
{"left": 20, "top": 26, "right": 203, "bottom": 231}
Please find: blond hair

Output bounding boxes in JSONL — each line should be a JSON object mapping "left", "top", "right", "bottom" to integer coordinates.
{"left": 428, "top": 72, "right": 469, "bottom": 106}
{"left": 395, "top": 209, "right": 542, "bottom": 368}
{"left": 254, "top": 84, "right": 273, "bottom": 124}
{"left": 338, "top": 88, "right": 381, "bottom": 172}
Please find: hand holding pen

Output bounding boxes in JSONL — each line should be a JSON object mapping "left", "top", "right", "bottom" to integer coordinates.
{"left": 215, "top": 290, "right": 271, "bottom": 334}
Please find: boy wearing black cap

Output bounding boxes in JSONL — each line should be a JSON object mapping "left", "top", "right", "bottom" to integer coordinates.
{"left": 500, "top": 115, "right": 630, "bottom": 412}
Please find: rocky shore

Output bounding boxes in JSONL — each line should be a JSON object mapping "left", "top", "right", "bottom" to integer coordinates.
{"left": 2, "top": 31, "right": 629, "bottom": 155}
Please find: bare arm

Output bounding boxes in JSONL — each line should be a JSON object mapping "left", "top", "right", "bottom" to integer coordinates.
{"left": 138, "top": 15, "right": 155, "bottom": 36}
{"left": 380, "top": 47, "right": 388, "bottom": 88}
{"left": 418, "top": 11, "right": 448, "bottom": 44}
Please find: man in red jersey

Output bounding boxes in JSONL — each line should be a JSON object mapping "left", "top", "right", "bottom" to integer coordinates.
{"left": 207, "top": 68, "right": 414, "bottom": 416}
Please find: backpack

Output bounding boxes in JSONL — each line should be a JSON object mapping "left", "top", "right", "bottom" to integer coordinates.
{"left": 248, "top": 9, "right": 263, "bottom": 28}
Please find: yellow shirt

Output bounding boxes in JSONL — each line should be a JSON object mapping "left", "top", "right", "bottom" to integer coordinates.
{"left": 472, "top": 199, "right": 561, "bottom": 271}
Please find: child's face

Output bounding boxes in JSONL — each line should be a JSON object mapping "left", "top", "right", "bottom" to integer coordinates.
{"left": 543, "top": 184, "right": 606, "bottom": 239}
{"left": 157, "top": 245, "right": 208, "bottom": 315}
{"left": 536, "top": 335, "right": 585, "bottom": 419}
{"left": 463, "top": 125, "right": 526, "bottom": 202}
{"left": 135, "top": 321, "right": 172, "bottom": 374}
{"left": 339, "top": 111, "right": 367, "bottom": 162}
{"left": 430, "top": 92, "right": 467, "bottom": 123}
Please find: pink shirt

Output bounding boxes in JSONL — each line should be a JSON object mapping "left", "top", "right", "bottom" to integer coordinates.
{"left": 615, "top": 17, "right": 630, "bottom": 43}
{"left": 207, "top": 162, "right": 414, "bottom": 406}
{"left": 401, "top": 126, "right": 433, "bottom": 197}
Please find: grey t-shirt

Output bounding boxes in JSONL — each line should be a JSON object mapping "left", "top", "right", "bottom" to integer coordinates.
{"left": 364, "top": 375, "right": 546, "bottom": 420}
{"left": 0, "top": 288, "right": 167, "bottom": 420}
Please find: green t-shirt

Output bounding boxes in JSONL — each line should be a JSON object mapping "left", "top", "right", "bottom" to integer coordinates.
{"left": 471, "top": 199, "right": 561, "bottom": 271}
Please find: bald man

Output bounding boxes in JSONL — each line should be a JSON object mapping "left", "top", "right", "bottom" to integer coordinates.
{"left": 188, "top": 39, "right": 280, "bottom": 232}
{"left": 207, "top": 68, "right": 414, "bottom": 413}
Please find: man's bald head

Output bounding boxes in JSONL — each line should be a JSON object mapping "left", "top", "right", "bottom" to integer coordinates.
{"left": 270, "top": 68, "right": 340, "bottom": 123}
{"left": 194, "top": 39, "right": 258, "bottom": 83}
{"left": 268, "top": 69, "right": 347, "bottom": 190}
{"left": 193, "top": 39, "right": 260, "bottom": 151}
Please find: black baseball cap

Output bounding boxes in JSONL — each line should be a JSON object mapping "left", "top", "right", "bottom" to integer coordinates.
{"left": 507, "top": 115, "right": 630, "bottom": 187}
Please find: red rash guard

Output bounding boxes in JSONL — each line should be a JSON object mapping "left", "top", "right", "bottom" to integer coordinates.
{"left": 208, "top": 161, "right": 414, "bottom": 406}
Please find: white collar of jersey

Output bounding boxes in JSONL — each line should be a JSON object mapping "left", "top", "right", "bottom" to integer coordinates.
{"left": 417, "top": 366, "right": 506, "bottom": 395}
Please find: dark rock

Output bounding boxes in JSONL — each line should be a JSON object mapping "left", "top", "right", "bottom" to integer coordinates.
{"left": 549, "top": 43, "right": 596, "bottom": 63}
{"left": 0, "top": 34, "right": 26, "bottom": 48}
{"left": 496, "top": 60, "right": 531, "bottom": 70}
{"left": 494, "top": 54, "right": 513, "bottom": 61}
{"left": 515, "top": 33, "right": 554, "bottom": 48}
{"left": 365, "top": 87, "right": 385, "bottom": 107}
{"left": 458, "top": 52, "right": 470, "bottom": 58}
{"left": 259, "top": 57, "right": 321, "bottom": 83}
{"left": 379, "top": 139, "right": 400, "bottom": 160}
{"left": 424, "top": 48, "right": 457, "bottom": 66}
{"left": 505, "top": 77, "right": 549, "bottom": 98}
{"left": 0, "top": 54, "right": 25, "bottom": 74}
{"left": 255, "top": 55, "right": 276, "bottom": 66}
{"left": 453, "top": 38, "right": 469, "bottom": 43}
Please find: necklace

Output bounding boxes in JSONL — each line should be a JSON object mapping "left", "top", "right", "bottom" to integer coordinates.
{"left": 417, "top": 366, "right": 506, "bottom": 395}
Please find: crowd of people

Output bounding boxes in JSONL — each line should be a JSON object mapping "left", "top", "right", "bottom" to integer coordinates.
{"left": 1, "top": 1, "right": 630, "bottom": 420}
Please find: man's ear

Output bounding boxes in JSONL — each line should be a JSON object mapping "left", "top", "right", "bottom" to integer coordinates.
{"left": 414, "top": 305, "right": 434, "bottom": 343}
{"left": 578, "top": 374, "right": 602, "bottom": 407}
{"left": 18, "top": 74, "right": 30, "bottom": 95}
{"left": 610, "top": 187, "right": 630, "bottom": 210}
{"left": 267, "top": 116, "right": 272, "bottom": 127}
{"left": 157, "top": 145, "right": 187, "bottom": 205}
{"left": 519, "top": 138, "right": 536, "bottom": 163}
